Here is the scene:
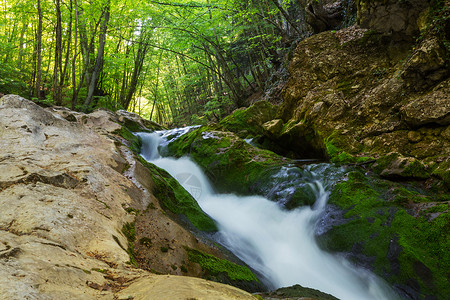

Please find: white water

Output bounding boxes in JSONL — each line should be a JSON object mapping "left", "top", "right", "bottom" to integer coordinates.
{"left": 138, "top": 130, "right": 399, "bottom": 300}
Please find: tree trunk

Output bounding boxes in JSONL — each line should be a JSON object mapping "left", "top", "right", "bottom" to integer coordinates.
{"left": 123, "top": 32, "right": 150, "bottom": 110}
{"left": 71, "top": 0, "right": 78, "bottom": 109}
{"left": 53, "top": 0, "right": 63, "bottom": 105}
{"left": 35, "top": 0, "right": 43, "bottom": 100}
{"left": 84, "top": 0, "right": 110, "bottom": 108}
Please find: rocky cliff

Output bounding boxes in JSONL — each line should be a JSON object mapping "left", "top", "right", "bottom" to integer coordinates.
{"left": 0, "top": 95, "right": 258, "bottom": 299}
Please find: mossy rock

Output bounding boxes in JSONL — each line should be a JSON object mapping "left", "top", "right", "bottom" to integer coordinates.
{"left": 261, "top": 284, "right": 339, "bottom": 300}
{"left": 219, "top": 100, "right": 278, "bottom": 139}
{"left": 120, "top": 127, "right": 142, "bottom": 154}
{"left": 185, "top": 247, "right": 263, "bottom": 292}
{"left": 137, "top": 157, "right": 217, "bottom": 232}
{"left": 319, "top": 169, "right": 450, "bottom": 299}
{"left": 373, "top": 153, "right": 430, "bottom": 180}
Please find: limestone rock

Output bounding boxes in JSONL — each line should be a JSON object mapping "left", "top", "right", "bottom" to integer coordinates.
{"left": 116, "top": 275, "right": 255, "bottom": 300}
{"left": 116, "top": 109, "right": 164, "bottom": 132}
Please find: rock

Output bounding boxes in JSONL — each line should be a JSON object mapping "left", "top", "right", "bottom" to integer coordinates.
{"left": 262, "top": 119, "right": 284, "bottom": 137}
{"left": 275, "top": 24, "right": 449, "bottom": 183}
{"left": 116, "top": 109, "right": 164, "bottom": 132}
{"left": 319, "top": 169, "right": 450, "bottom": 299}
{"left": 300, "top": 0, "right": 351, "bottom": 33}
{"left": 0, "top": 95, "right": 260, "bottom": 299}
{"left": 400, "top": 38, "right": 448, "bottom": 91}
{"left": 373, "top": 153, "right": 430, "bottom": 179}
{"left": 116, "top": 275, "right": 256, "bottom": 300}
{"left": 357, "top": 0, "right": 430, "bottom": 40}
{"left": 401, "top": 79, "right": 450, "bottom": 126}
{"left": 220, "top": 100, "right": 278, "bottom": 138}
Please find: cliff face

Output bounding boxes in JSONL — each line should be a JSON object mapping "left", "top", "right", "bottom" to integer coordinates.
{"left": 0, "top": 95, "right": 256, "bottom": 299}
{"left": 272, "top": 0, "right": 449, "bottom": 187}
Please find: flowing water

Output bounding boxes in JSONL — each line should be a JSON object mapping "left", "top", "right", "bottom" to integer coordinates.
{"left": 138, "top": 128, "right": 399, "bottom": 300}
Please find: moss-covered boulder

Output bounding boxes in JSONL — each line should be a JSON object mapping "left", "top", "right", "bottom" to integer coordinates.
{"left": 185, "top": 247, "right": 263, "bottom": 292}
{"left": 259, "top": 283, "right": 339, "bottom": 300}
{"left": 318, "top": 169, "right": 450, "bottom": 299}
{"left": 219, "top": 100, "right": 278, "bottom": 139}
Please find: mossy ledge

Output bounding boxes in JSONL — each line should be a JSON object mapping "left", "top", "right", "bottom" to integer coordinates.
{"left": 318, "top": 169, "right": 450, "bottom": 299}
{"left": 137, "top": 156, "right": 217, "bottom": 232}
{"left": 185, "top": 247, "right": 263, "bottom": 292}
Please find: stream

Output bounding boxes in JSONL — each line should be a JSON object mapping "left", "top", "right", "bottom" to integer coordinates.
{"left": 138, "top": 128, "right": 400, "bottom": 300}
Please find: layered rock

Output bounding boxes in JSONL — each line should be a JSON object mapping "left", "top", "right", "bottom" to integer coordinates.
{"left": 0, "top": 95, "right": 258, "bottom": 299}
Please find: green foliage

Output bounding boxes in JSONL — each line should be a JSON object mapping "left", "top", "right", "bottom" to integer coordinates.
{"left": 185, "top": 247, "right": 259, "bottom": 282}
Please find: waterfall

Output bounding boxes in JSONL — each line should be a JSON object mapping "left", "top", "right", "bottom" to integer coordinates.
{"left": 138, "top": 129, "right": 399, "bottom": 300}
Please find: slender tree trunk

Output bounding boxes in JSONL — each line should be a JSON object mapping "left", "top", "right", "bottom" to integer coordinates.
{"left": 71, "top": 0, "right": 78, "bottom": 109}
{"left": 150, "top": 51, "right": 163, "bottom": 120}
{"left": 35, "top": 0, "right": 43, "bottom": 99}
{"left": 123, "top": 32, "right": 150, "bottom": 110}
{"left": 84, "top": 0, "right": 110, "bottom": 108}
{"left": 60, "top": 0, "right": 73, "bottom": 98}
{"left": 17, "top": 22, "right": 27, "bottom": 68}
{"left": 53, "top": 0, "right": 63, "bottom": 105}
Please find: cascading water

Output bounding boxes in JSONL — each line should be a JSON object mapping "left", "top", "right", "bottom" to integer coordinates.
{"left": 138, "top": 129, "right": 400, "bottom": 300}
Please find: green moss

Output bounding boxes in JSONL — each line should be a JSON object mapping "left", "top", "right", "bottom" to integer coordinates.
{"left": 180, "top": 265, "right": 188, "bottom": 273}
{"left": 325, "top": 135, "right": 358, "bottom": 164}
{"left": 137, "top": 156, "right": 217, "bottom": 232}
{"left": 120, "top": 127, "right": 142, "bottom": 154}
{"left": 322, "top": 170, "right": 450, "bottom": 298}
{"left": 160, "top": 246, "right": 169, "bottom": 253}
{"left": 401, "top": 160, "right": 429, "bottom": 179}
{"left": 374, "top": 153, "right": 430, "bottom": 179}
{"left": 219, "top": 100, "right": 277, "bottom": 138}
{"left": 185, "top": 247, "right": 259, "bottom": 282}
{"left": 91, "top": 268, "right": 107, "bottom": 274}
{"left": 122, "top": 222, "right": 137, "bottom": 267}
{"left": 125, "top": 207, "right": 140, "bottom": 214}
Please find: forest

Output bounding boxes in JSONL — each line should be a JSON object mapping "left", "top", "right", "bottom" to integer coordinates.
{"left": 0, "top": 0, "right": 327, "bottom": 126}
